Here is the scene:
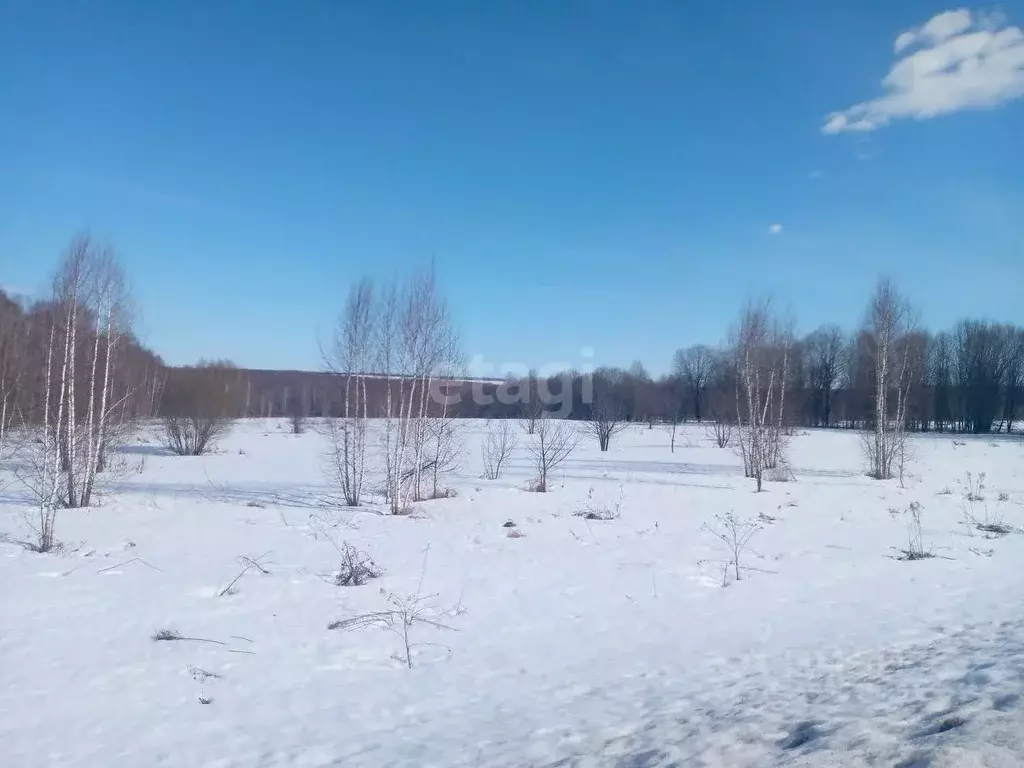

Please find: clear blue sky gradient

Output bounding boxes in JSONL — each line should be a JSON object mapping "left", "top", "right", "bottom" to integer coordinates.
{"left": 1, "top": 1, "right": 1022, "bottom": 374}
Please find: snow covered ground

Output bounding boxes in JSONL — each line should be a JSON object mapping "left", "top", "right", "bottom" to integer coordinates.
{"left": 2, "top": 420, "right": 1023, "bottom": 767}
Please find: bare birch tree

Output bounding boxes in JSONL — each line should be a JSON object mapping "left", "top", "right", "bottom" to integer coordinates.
{"left": 14, "top": 237, "right": 134, "bottom": 548}
{"left": 423, "top": 391, "right": 464, "bottom": 499}
{"left": 373, "top": 264, "right": 461, "bottom": 513}
{"left": 25, "top": 318, "right": 61, "bottom": 550}
{"left": 733, "top": 299, "right": 791, "bottom": 492}
{"left": 863, "top": 279, "right": 917, "bottom": 480}
{"left": 328, "top": 279, "right": 375, "bottom": 506}
{"left": 527, "top": 416, "right": 580, "bottom": 492}
{"left": 482, "top": 419, "right": 518, "bottom": 479}
{"left": 520, "top": 369, "right": 543, "bottom": 434}
{"left": 32, "top": 237, "right": 133, "bottom": 508}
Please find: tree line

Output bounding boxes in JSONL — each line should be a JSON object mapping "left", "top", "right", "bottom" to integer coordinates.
{"left": 460, "top": 313, "right": 1024, "bottom": 437}
{"left": 176, "top": 307, "right": 1022, "bottom": 439}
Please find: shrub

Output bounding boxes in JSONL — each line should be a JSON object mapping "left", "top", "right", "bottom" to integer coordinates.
{"left": 701, "top": 511, "right": 762, "bottom": 583}
{"left": 896, "top": 501, "right": 934, "bottom": 561}
{"left": 335, "top": 542, "right": 382, "bottom": 587}
{"left": 160, "top": 365, "right": 238, "bottom": 456}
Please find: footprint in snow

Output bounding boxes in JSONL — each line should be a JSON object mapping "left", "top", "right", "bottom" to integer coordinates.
{"left": 992, "top": 693, "right": 1019, "bottom": 711}
{"left": 778, "top": 720, "right": 831, "bottom": 751}
{"left": 912, "top": 714, "right": 968, "bottom": 739}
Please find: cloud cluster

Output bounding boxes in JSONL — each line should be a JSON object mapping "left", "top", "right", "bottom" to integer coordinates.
{"left": 824, "top": 8, "right": 1024, "bottom": 133}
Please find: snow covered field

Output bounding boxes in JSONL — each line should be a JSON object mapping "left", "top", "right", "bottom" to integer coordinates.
{"left": 2, "top": 420, "right": 1024, "bottom": 767}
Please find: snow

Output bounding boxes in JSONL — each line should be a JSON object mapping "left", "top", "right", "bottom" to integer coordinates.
{"left": 2, "top": 420, "right": 1024, "bottom": 767}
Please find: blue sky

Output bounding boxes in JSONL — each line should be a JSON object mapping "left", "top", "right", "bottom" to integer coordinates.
{"left": 1, "top": 1, "right": 1022, "bottom": 374}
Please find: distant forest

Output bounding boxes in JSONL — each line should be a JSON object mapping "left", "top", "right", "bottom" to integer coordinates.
{"left": 169, "top": 325, "right": 1023, "bottom": 435}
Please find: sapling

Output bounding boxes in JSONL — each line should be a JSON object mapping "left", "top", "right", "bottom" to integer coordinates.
{"left": 481, "top": 419, "right": 518, "bottom": 480}
{"left": 526, "top": 417, "right": 580, "bottom": 492}
{"left": 701, "top": 511, "right": 762, "bottom": 582}
{"left": 328, "top": 588, "right": 456, "bottom": 669}
{"left": 327, "top": 544, "right": 457, "bottom": 668}
{"left": 896, "top": 501, "right": 934, "bottom": 560}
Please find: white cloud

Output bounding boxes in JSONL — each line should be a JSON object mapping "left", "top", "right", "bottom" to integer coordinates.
{"left": 823, "top": 8, "right": 1024, "bottom": 133}
{"left": 808, "top": 169, "right": 825, "bottom": 180}
{"left": 768, "top": 223, "right": 784, "bottom": 235}
{"left": 894, "top": 9, "right": 972, "bottom": 52}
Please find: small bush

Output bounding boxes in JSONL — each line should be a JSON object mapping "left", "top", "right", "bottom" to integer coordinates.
{"left": 961, "top": 473, "right": 1011, "bottom": 537}
{"left": 150, "top": 628, "right": 224, "bottom": 645}
{"left": 766, "top": 465, "right": 793, "bottom": 483}
{"left": 335, "top": 543, "right": 382, "bottom": 587}
{"left": 328, "top": 587, "right": 456, "bottom": 669}
{"left": 965, "top": 472, "right": 986, "bottom": 502}
{"left": 707, "top": 419, "right": 733, "bottom": 449}
{"left": 163, "top": 415, "right": 230, "bottom": 456}
{"left": 152, "top": 628, "right": 184, "bottom": 642}
{"left": 574, "top": 508, "right": 617, "bottom": 520}
{"left": 572, "top": 485, "right": 623, "bottom": 520}
{"left": 701, "top": 510, "right": 762, "bottom": 583}
{"left": 160, "top": 365, "right": 237, "bottom": 456}
{"left": 895, "top": 501, "right": 934, "bottom": 561}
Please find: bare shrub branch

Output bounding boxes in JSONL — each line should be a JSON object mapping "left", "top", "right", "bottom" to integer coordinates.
{"left": 151, "top": 628, "right": 225, "bottom": 645}
{"left": 217, "top": 552, "right": 272, "bottom": 597}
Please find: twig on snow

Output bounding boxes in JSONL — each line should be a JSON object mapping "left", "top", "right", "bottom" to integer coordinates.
{"left": 97, "top": 557, "right": 164, "bottom": 574}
